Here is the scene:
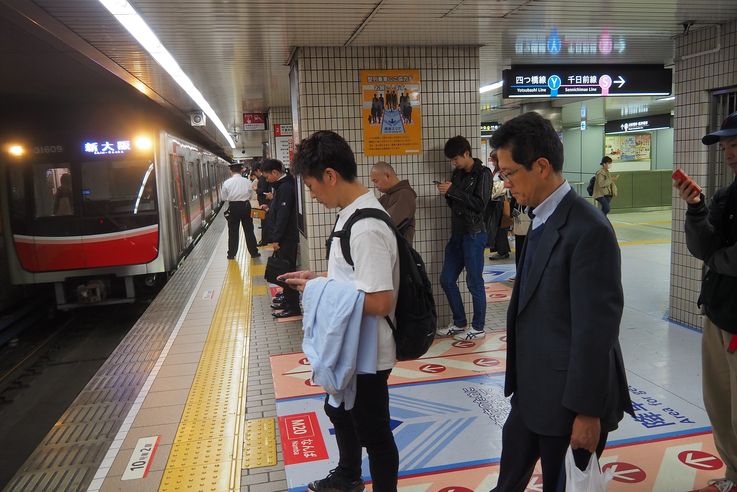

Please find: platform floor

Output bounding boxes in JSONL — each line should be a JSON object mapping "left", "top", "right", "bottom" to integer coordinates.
{"left": 8, "top": 209, "right": 724, "bottom": 492}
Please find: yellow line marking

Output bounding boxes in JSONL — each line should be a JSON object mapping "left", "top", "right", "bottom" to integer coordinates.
{"left": 160, "top": 234, "right": 252, "bottom": 492}
{"left": 243, "top": 418, "right": 277, "bottom": 468}
{"left": 250, "top": 263, "right": 266, "bottom": 277}
{"left": 618, "top": 239, "right": 671, "bottom": 246}
{"left": 252, "top": 285, "right": 268, "bottom": 296}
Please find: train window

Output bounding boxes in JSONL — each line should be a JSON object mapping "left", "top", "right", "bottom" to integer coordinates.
{"left": 32, "top": 164, "right": 73, "bottom": 218}
{"left": 7, "top": 166, "right": 26, "bottom": 218}
{"left": 80, "top": 159, "right": 157, "bottom": 216}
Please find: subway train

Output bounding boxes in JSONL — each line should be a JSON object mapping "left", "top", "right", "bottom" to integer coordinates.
{"left": 0, "top": 104, "right": 230, "bottom": 309}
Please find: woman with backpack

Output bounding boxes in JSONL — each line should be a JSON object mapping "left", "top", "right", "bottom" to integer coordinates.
{"left": 593, "top": 156, "right": 618, "bottom": 216}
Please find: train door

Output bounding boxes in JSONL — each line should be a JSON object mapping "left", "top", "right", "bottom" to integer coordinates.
{"left": 169, "top": 154, "right": 190, "bottom": 254}
{"left": 187, "top": 159, "right": 202, "bottom": 235}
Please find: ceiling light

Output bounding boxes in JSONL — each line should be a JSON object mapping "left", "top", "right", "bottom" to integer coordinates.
{"left": 135, "top": 135, "right": 153, "bottom": 150}
{"left": 480, "top": 81, "right": 504, "bottom": 93}
{"left": 98, "top": 0, "right": 236, "bottom": 149}
{"left": 657, "top": 96, "right": 676, "bottom": 101}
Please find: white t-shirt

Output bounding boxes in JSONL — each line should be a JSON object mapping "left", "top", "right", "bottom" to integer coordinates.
{"left": 328, "top": 191, "right": 399, "bottom": 370}
{"left": 221, "top": 174, "right": 254, "bottom": 202}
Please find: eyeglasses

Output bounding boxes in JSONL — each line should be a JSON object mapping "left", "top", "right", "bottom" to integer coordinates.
{"left": 498, "top": 168, "right": 522, "bottom": 182}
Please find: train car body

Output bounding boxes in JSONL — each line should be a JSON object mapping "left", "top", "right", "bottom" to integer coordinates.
{"left": 1, "top": 119, "right": 229, "bottom": 309}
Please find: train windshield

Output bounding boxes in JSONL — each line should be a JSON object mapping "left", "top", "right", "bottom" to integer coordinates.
{"left": 80, "top": 159, "right": 156, "bottom": 216}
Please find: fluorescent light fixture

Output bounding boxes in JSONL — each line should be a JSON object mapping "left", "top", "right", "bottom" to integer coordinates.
{"left": 480, "top": 81, "right": 504, "bottom": 93}
{"left": 98, "top": 0, "right": 236, "bottom": 149}
{"left": 657, "top": 96, "right": 676, "bottom": 101}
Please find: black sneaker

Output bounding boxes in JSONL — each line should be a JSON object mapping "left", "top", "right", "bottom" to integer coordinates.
{"left": 307, "top": 469, "right": 364, "bottom": 492}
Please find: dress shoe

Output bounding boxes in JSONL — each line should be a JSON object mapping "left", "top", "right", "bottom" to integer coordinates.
{"left": 271, "top": 300, "right": 288, "bottom": 310}
{"left": 272, "top": 308, "right": 302, "bottom": 319}
{"left": 227, "top": 255, "right": 235, "bottom": 260}
{"left": 251, "top": 252, "right": 261, "bottom": 258}
{"left": 489, "top": 253, "right": 510, "bottom": 260}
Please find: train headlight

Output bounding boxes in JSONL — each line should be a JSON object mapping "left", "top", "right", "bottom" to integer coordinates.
{"left": 7, "top": 144, "right": 25, "bottom": 157}
{"left": 134, "top": 136, "right": 152, "bottom": 151}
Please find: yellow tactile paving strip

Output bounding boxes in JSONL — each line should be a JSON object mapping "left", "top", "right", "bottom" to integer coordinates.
{"left": 243, "top": 418, "right": 277, "bottom": 468}
{"left": 159, "top": 246, "right": 253, "bottom": 492}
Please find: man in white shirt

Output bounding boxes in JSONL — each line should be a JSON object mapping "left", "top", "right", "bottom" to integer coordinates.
{"left": 281, "top": 130, "right": 399, "bottom": 492}
{"left": 221, "top": 163, "right": 260, "bottom": 259}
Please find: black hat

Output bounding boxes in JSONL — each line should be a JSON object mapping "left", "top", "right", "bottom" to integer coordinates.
{"left": 702, "top": 111, "right": 737, "bottom": 145}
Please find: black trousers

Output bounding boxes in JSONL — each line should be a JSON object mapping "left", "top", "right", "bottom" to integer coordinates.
{"left": 324, "top": 370, "right": 398, "bottom": 492}
{"left": 514, "top": 235, "right": 527, "bottom": 268}
{"left": 492, "top": 401, "right": 608, "bottom": 492}
{"left": 272, "top": 238, "right": 300, "bottom": 310}
{"left": 226, "top": 202, "right": 259, "bottom": 257}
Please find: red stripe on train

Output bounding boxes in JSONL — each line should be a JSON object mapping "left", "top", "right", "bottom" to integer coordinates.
{"left": 14, "top": 231, "right": 159, "bottom": 272}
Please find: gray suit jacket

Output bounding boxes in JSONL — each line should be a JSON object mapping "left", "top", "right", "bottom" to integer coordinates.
{"left": 505, "top": 189, "right": 634, "bottom": 436}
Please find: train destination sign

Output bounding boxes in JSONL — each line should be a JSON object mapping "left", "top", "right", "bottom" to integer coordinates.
{"left": 605, "top": 114, "right": 672, "bottom": 134}
{"left": 503, "top": 64, "right": 671, "bottom": 98}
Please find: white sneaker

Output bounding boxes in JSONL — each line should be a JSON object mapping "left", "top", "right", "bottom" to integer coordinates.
{"left": 453, "top": 328, "right": 486, "bottom": 341}
{"left": 435, "top": 323, "right": 465, "bottom": 337}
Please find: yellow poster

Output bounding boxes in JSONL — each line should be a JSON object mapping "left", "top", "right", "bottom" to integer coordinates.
{"left": 361, "top": 69, "right": 422, "bottom": 156}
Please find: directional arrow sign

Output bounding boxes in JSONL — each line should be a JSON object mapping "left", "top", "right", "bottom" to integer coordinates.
{"left": 603, "top": 462, "right": 646, "bottom": 483}
{"left": 299, "top": 357, "right": 310, "bottom": 365}
{"left": 473, "top": 357, "right": 500, "bottom": 367}
{"left": 452, "top": 340, "right": 476, "bottom": 349}
{"left": 438, "top": 487, "right": 474, "bottom": 492}
{"left": 615, "top": 76, "right": 626, "bottom": 88}
{"left": 526, "top": 474, "right": 543, "bottom": 491}
{"left": 419, "top": 363, "right": 446, "bottom": 374}
{"left": 678, "top": 450, "right": 723, "bottom": 470}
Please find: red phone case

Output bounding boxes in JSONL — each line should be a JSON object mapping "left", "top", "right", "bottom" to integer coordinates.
{"left": 672, "top": 169, "right": 702, "bottom": 193}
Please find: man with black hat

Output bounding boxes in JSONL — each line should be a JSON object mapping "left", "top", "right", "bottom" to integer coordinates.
{"left": 222, "top": 163, "right": 261, "bottom": 260}
{"left": 676, "top": 110, "right": 737, "bottom": 492}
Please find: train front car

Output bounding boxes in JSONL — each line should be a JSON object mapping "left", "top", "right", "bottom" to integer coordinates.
{"left": 2, "top": 131, "right": 165, "bottom": 308}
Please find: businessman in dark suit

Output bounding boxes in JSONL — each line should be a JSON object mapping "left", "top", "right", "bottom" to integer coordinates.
{"left": 490, "top": 112, "right": 634, "bottom": 492}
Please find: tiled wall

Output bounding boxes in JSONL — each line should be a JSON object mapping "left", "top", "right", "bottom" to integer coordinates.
{"left": 670, "top": 20, "right": 737, "bottom": 330}
{"left": 294, "top": 46, "right": 481, "bottom": 322}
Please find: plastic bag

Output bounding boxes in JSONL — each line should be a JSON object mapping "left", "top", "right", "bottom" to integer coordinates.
{"left": 564, "top": 446, "right": 613, "bottom": 492}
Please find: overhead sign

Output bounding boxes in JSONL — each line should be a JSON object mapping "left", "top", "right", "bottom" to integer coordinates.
{"left": 503, "top": 65, "right": 671, "bottom": 98}
{"left": 481, "top": 122, "right": 501, "bottom": 136}
{"left": 83, "top": 139, "right": 131, "bottom": 155}
{"left": 273, "top": 124, "right": 292, "bottom": 137}
{"left": 243, "top": 113, "right": 267, "bottom": 131}
{"left": 605, "top": 114, "right": 672, "bottom": 134}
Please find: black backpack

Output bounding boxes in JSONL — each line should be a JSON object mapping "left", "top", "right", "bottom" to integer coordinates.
{"left": 586, "top": 175, "right": 596, "bottom": 196}
{"left": 326, "top": 208, "right": 437, "bottom": 360}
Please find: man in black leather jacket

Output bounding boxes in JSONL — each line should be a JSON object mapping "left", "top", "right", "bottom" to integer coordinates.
{"left": 262, "top": 159, "right": 301, "bottom": 318}
{"left": 676, "top": 111, "right": 737, "bottom": 492}
{"left": 435, "top": 135, "right": 491, "bottom": 341}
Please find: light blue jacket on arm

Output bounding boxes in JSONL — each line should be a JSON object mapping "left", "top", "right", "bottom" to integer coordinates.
{"left": 301, "top": 277, "right": 378, "bottom": 410}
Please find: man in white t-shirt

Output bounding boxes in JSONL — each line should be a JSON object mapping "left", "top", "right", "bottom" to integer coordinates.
{"left": 221, "top": 163, "right": 260, "bottom": 259}
{"left": 281, "top": 130, "right": 399, "bottom": 492}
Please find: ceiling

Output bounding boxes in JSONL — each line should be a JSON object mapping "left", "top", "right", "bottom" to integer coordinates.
{"left": 2, "top": 0, "right": 737, "bottom": 155}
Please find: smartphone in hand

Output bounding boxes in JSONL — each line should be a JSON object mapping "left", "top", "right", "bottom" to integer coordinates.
{"left": 432, "top": 180, "right": 442, "bottom": 185}
{"left": 672, "top": 169, "right": 702, "bottom": 193}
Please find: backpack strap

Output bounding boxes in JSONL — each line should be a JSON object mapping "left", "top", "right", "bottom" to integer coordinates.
{"left": 327, "top": 208, "right": 396, "bottom": 267}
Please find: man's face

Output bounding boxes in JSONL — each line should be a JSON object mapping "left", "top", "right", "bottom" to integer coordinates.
{"left": 370, "top": 169, "right": 390, "bottom": 193}
{"left": 303, "top": 174, "right": 338, "bottom": 208}
{"left": 720, "top": 135, "right": 737, "bottom": 174}
{"left": 265, "top": 170, "right": 280, "bottom": 183}
{"left": 497, "top": 147, "right": 544, "bottom": 208}
{"left": 449, "top": 151, "right": 474, "bottom": 171}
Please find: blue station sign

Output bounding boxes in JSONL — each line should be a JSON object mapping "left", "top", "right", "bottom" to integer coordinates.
{"left": 503, "top": 64, "right": 671, "bottom": 98}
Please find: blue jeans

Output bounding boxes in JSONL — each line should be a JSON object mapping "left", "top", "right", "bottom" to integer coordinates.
{"left": 596, "top": 195, "right": 612, "bottom": 215}
{"left": 440, "top": 232, "right": 487, "bottom": 331}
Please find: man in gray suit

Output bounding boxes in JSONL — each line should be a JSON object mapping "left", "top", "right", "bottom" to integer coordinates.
{"left": 490, "top": 112, "right": 633, "bottom": 491}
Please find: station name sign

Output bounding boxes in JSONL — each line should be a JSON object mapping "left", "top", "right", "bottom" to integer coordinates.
{"left": 503, "top": 64, "right": 671, "bottom": 98}
{"left": 605, "top": 114, "right": 672, "bottom": 134}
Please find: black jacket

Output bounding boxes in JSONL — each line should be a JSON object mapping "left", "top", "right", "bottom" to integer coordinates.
{"left": 256, "top": 176, "right": 270, "bottom": 205}
{"left": 266, "top": 174, "right": 299, "bottom": 244}
{"left": 445, "top": 158, "right": 492, "bottom": 234}
{"left": 685, "top": 178, "right": 737, "bottom": 333}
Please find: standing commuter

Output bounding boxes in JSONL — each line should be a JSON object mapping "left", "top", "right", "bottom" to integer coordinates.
{"left": 435, "top": 135, "right": 491, "bottom": 341}
{"left": 676, "top": 111, "right": 737, "bottom": 492}
{"left": 592, "top": 156, "right": 618, "bottom": 216}
{"left": 370, "top": 161, "right": 417, "bottom": 243}
{"left": 221, "top": 163, "right": 260, "bottom": 260}
{"left": 255, "top": 162, "right": 272, "bottom": 245}
{"left": 281, "top": 130, "right": 399, "bottom": 492}
{"left": 490, "top": 112, "right": 633, "bottom": 491}
{"left": 261, "top": 159, "right": 301, "bottom": 318}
